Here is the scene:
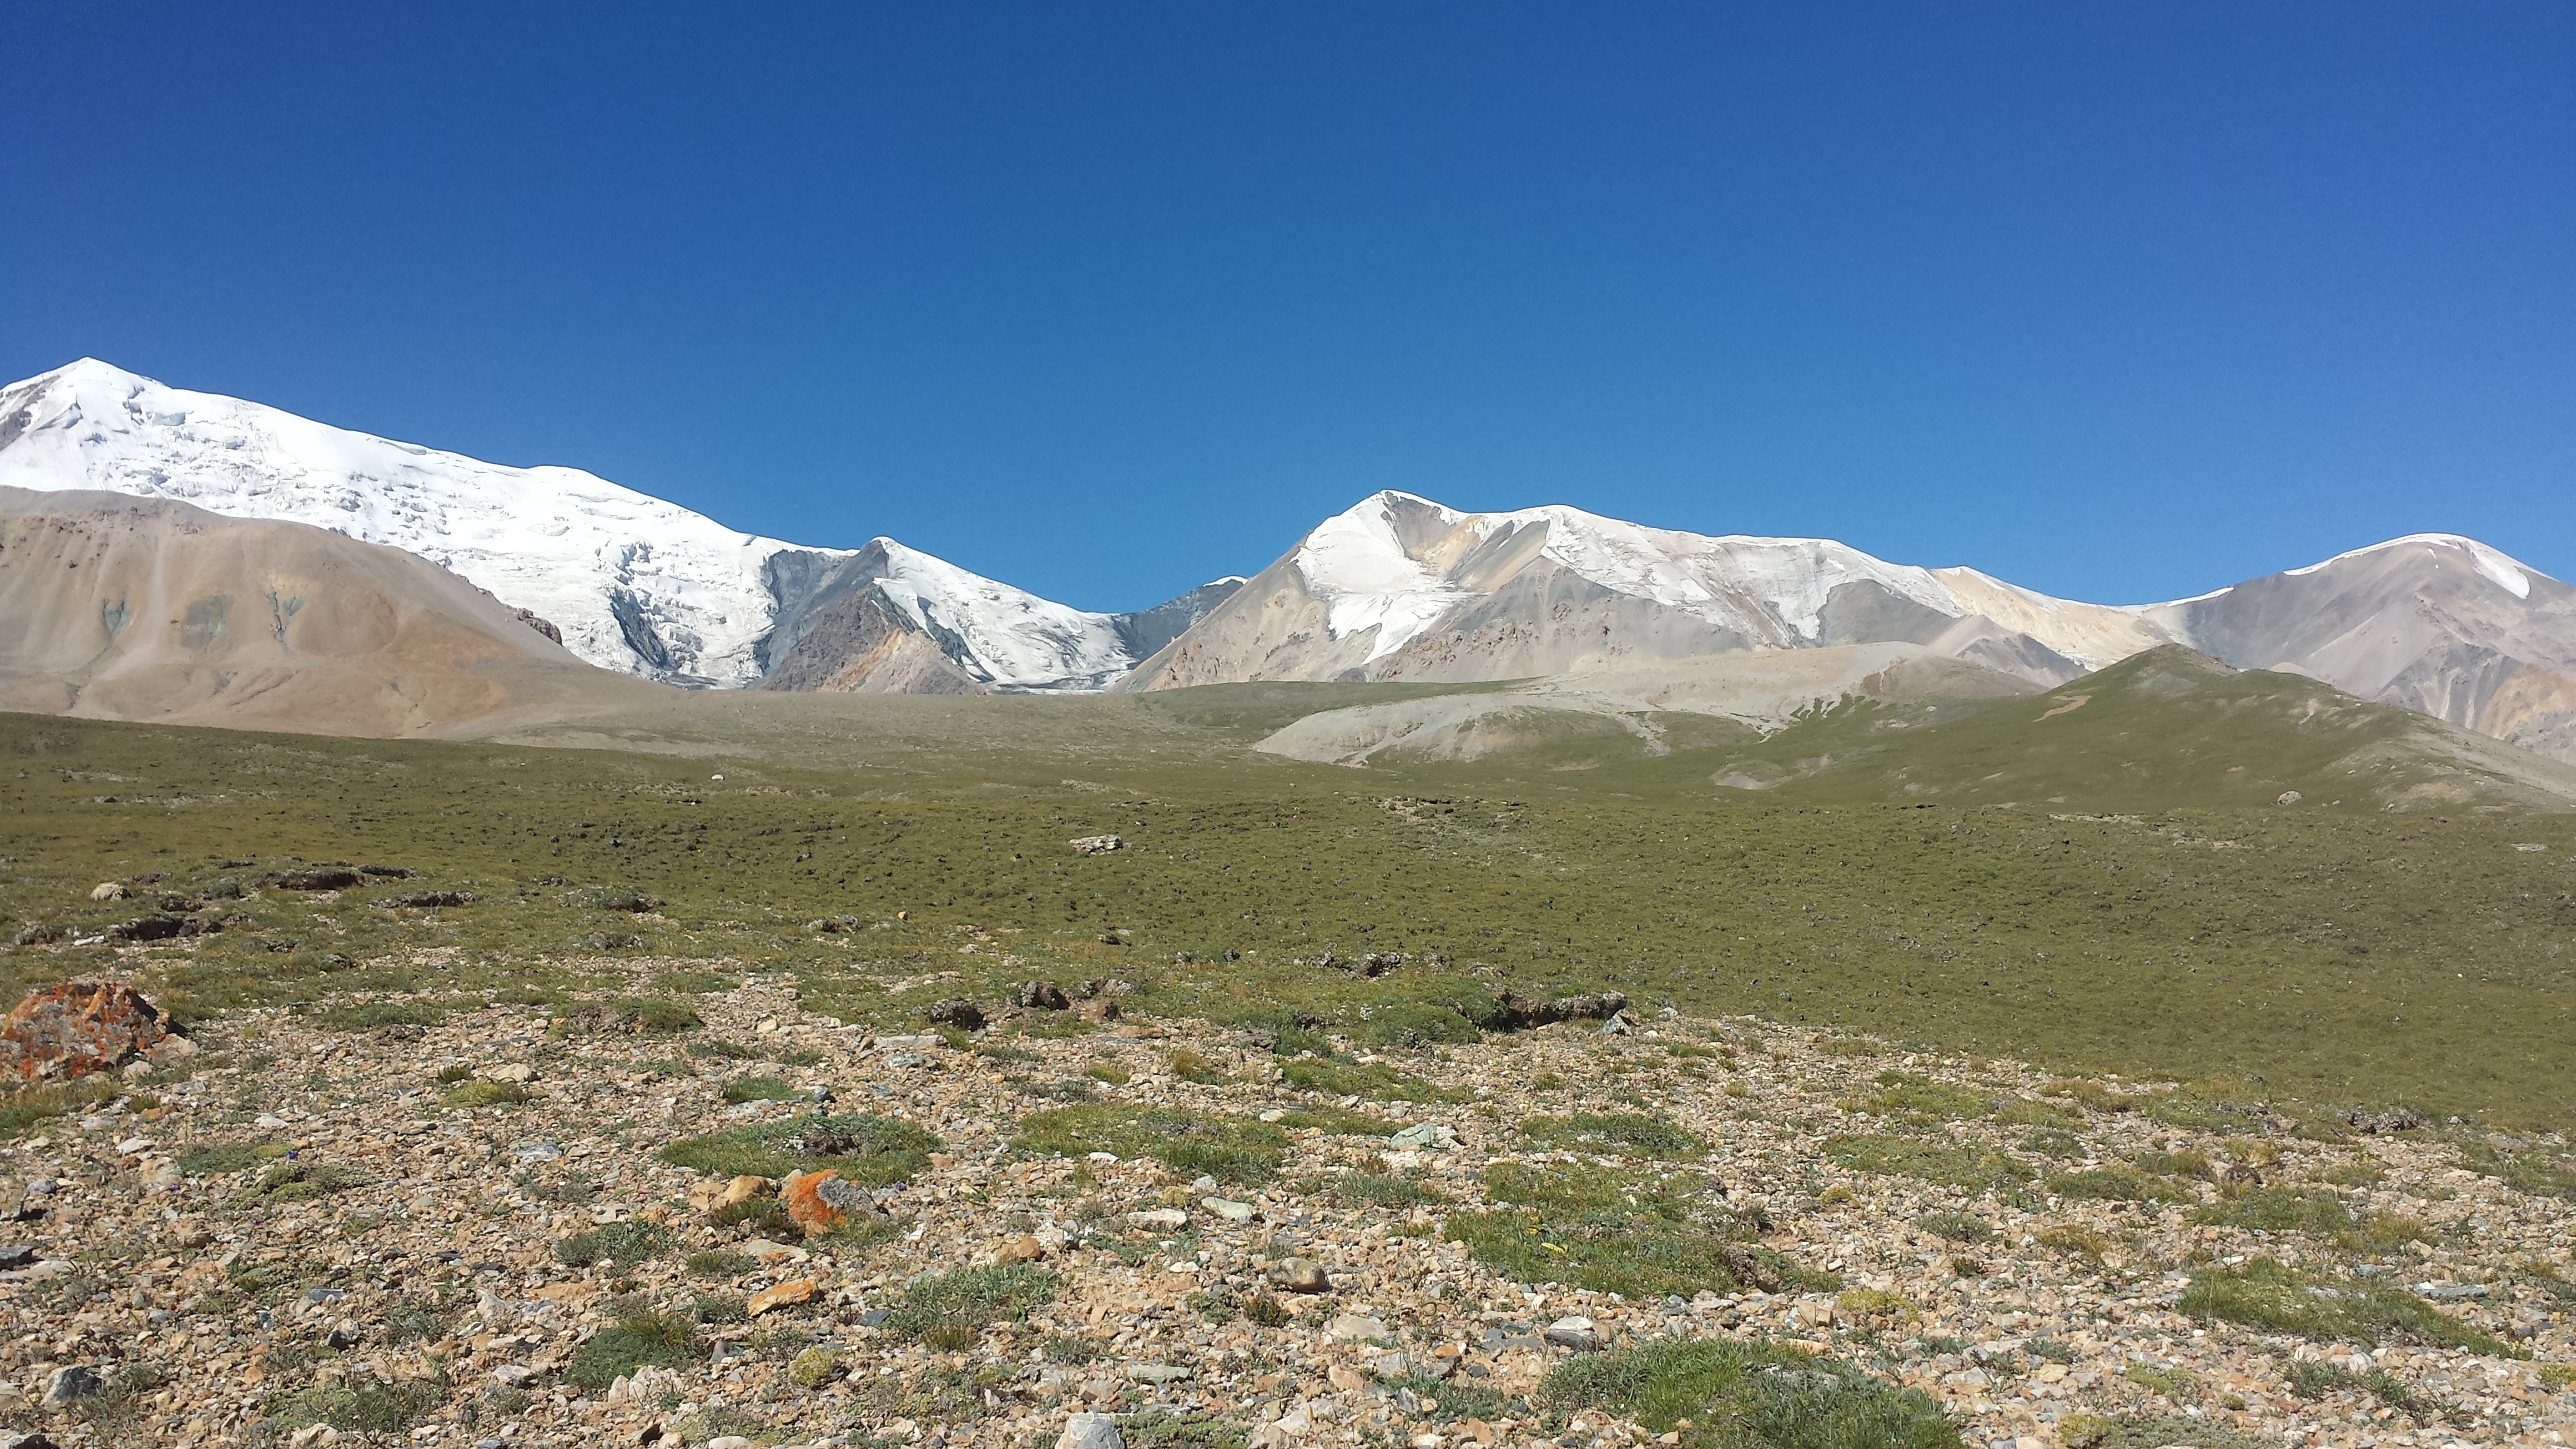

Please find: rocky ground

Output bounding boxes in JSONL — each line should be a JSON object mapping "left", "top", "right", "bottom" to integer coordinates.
{"left": 0, "top": 962, "right": 2570, "bottom": 1449}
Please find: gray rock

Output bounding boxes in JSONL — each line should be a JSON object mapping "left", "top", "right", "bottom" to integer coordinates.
{"left": 1068, "top": 836, "right": 1124, "bottom": 856}
{"left": 2417, "top": 1282, "right": 2491, "bottom": 1302}
{"left": 1125, "top": 1364, "right": 1193, "bottom": 1384}
{"left": 1543, "top": 1315, "right": 1602, "bottom": 1350}
{"left": 1058, "top": 1411, "right": 1123, "bottom": 1449}
{"left": 0, "top": 1431, "right": 60, "bottom": 1449}
{"left": 0, "top": 1245, "right": 34, "bottom": 1269}
{"left": 1387, "top": 1121, "right": 1458, "bottom": 1150}
{"left": 326, "top": 1318, "right": 364, "bottom": 1350}
{"left": 1324, "top": 1312, "right": 1390, "bottom": 1342}
{"left": 1201, "top": 1198, "right": 1257, "bottom": 1222}
{"left": 1126, "top": 1208, "right": 1189, "bottom": 1231}
{"left": 510, "top": 1139, "right": 562, "bottom": 1163}
{"left": 41, "top": 1365, "right": 99, "bottom": 1410}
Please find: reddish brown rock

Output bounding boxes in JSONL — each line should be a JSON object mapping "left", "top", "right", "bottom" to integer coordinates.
{"left": 782, "top": 1169, "right": 881, "bottom": 1236}
{"left": 0, "top": 982, "right": 168, "bottom": 1082}
{"left": 746, "top": 1277, "right": 815, "bottom": 1315}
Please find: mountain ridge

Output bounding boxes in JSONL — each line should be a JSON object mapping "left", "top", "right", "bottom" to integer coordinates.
{"left": 0, "top": 359, "right": 1232, "bottom": 694}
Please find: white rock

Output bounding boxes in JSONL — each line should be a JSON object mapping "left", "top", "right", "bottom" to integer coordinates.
{"left": 1058, "top": 1410, "right": 1124, "bottom": 1449}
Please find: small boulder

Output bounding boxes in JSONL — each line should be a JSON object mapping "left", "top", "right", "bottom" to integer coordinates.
{"left": 1324, "top": 1312, "right": 1390, "bottom": 1343}
{"left": 1543, "top": 1315, "right": 1602, "bottom": 1350}
{"left": 746, "top": 1277, "right": 816, "bottom": 1315}
{"left": 1058, "top": 1412, "right": 1123, "bottom": 1449}
{"left": 1270, "top": 1256, "right": 1331, "bottom": 1294}
{"left": 40, "top": 1365, "right": 99, "bottom": 1410}
{"left": 787, "top": 1346, "right": 842, "bottom": 1387}
{"left": 87, "top": 883, "right": 125, "bottom": 902}
{"left": 1068, "top": 835, "right": 1124, "bottom": 855}
{"left": 1126, "top": 1208, "right": 1189, "bottom": 1232}
{"left": 0, "top": 982, "right": 167, "bottom": 1083}
{"left": 1014, "top": 981, "right": 1071, "bottom": 1011}
{"left": 925, "top": 999, "right": 985, "bottom": 1031}
{"left": 782, "top": 1169, "right": 881, "bottom": 1235}
{"left": 994, "top": 1234, "right": 1048, "bottom": 1264}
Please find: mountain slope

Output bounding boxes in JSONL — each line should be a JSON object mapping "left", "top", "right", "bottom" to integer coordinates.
{"left": 1125, "top": 490, "right": 2576, "bottom": 764}
{"left": 0, "top": 485, "right": 655, "bottom": 735}
{"left": 0, "top": 359, "right": 1224, "bottom": 694}
{"left": 1704, "top": 645, "right": 2576, "bottom": 813}
{"left": 1121, "top": 491, "right": 2162, "bottom": 692}
{"left": 2142, "top": 535, "right": 2576, "bottom": 765}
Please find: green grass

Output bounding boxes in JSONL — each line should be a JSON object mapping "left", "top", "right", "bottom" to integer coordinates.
{"left": 1279, "top": 1056, "right": 1460, "bottom": 1102}
{"left": 1447, "top": 1162, "right": 1824, "bottom": 1299}
{"left": 1536, "top": 1337, "right": 1958, "bottom": 1449}
{"left": 2187, "top": 1188, "right": 2426, "bottom": 1252}
{"left": 247, "top": 1160, "right": 369, "bottom": 1201}
{"left": 1848, "top": 1072, "right": 1989, "bottom": 1123}
{"left": 554, "top": 1219, "right": 675, "bottom": 1268}
{"left": 2178, "top": 1257, "right": 2512, "bottom": 1355}
{"left": 1013, "top": 1105, "right": 1289, "bottom": 1184}
{"left": 567, "top": 1297, "right": 701, "bottom": 1392}
{"left": 719, "top": 1075, "right": 793, "bottom": 1103}
{"left": 174, "top": 1142, "right": 266, "bottom": 1176}
{"left": 1911, "top": 1211, "right": 1991, "bottom": 1245}
{"left": 1299, "top": 1172, "right": 1448, "bottom": 1209}
{"left": 656, "top": 1113, "right": 938, "bottom": 1184}
{"left": 440, "top": 1080, "right": 531, "bottom": 1108}
{"left": 5, "top": 682, "right": 2575, "bottom": 1129}
{"left": 1520, "top": 1111, "right": 1705, "bottom": 1159}
{"left": 266, "top": 1370, "right": 449, "bottom": 1436}
{"left": 1825, "top": 1136, "right": 2034, "bottom": 1197}
{"left": 2044, "top": 1166, "right": 2193, "bottom": 1204}
{"left": 879, "top": 1265, "right": 1056, "bottom": 1349}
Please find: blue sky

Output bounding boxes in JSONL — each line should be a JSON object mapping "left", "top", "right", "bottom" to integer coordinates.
{"left": 5, "top": 3, "right": 2569, "bottom": 612}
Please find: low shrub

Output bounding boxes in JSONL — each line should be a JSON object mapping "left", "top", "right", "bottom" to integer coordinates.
{"left": 1536, "top": 1337, "right": 1958, "bottom": 1449}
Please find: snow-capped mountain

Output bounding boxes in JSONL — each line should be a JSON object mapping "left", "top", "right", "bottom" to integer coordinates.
{"left": 0, "top": 360, "right": 1226, "bottom": 691}
{"left": 1122, "top": 490, "right": 2576, "bottom": 765}
{"left": 1121, "top": 490, "right": 2167, "bottom": 691}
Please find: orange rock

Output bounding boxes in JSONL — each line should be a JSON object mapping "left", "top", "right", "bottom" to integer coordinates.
{"left": 0, "top": 982, "right": 167, "bottom": 1082}
{"left": 783, "top": 1169, "right": 881, "bottom": 1236}
{"left": 746, "top": 1277, "right": 816, "bottom": 1315}
{"left": 994, "top": 1234, "right": 1046, "bottom": 1264}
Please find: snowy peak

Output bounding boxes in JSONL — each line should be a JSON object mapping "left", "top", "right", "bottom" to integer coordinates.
{"left": 1277, "top": 490, "right": 2159, "bottom": 673}
{"left": 0, "top": 359, "right": 1203, "bottom": 693}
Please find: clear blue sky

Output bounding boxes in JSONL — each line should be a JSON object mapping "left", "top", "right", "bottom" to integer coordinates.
{"left": 5, "top": 3, "right": 2569, "bottom": 612}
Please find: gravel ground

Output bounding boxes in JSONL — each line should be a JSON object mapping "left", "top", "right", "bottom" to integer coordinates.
{"left": 0, "top": 965, "right": 2569, "bottom": 1449}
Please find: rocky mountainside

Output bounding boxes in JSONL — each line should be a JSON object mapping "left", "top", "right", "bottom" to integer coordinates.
{"left": 0, "top": 361, "right": 1230, "bottom": 695}
{"left": 1125, "top": 492, "right": 2576, "bottom": 764}
{"left": 0, "top": 485, "right": 655, "bottom": 736}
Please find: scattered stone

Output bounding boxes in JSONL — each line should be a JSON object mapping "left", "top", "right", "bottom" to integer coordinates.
{"left": 1126, "top": 1208, "right": 1189, "bottom": 1231}
{"left": 286, "top": 1427, "right": 341, "bottom": 1449}
{"left": 746, "top": 1277, "right": 816, "bottom": 1315}
{"left": 1014, "top": 980, "right": 1071, "bottom": 1010}
{"left": 603, "top": 1365, "right": 682, "bottom": 1405}
{"left": 262, "top": 868, "right": 364, "bottom": 891}
{"left": 1494, "top": 988, "right": 1627, "bottom": 1029}
{"left": 783, "top": 1169, "right": 881, "bottom": 1235}
{"left": 0, "top": 982, "right": 167, "bottom": 1081}
{"left": 1201, "top": 1196, "right": 1257, "bottom": 1222}
{"left": 2343, "top": 1105, "right": 2427, "bottom": 1133}
{"left": 485, "top": 1062, "right": 537, "bottom": 1083}
{"left": 1271, "top": 1256, "right": 1332, "bottom": 1293}
{"left": 1068, "top": 836, "right": 1124, "bottom": 855}
{"left": 1126, "top": 1364, "right": 1193, "bottom": 1384}
{"left": 1387, "top": 1121, "right": 1457, "bottom": 1151}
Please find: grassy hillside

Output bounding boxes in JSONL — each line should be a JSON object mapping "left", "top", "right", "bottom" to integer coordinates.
{"left": 4, "top": 695, "right": 2574, "bottom": 1129}
{"left": 1697, "top": 647, "right": 2576, "bottom": 814}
